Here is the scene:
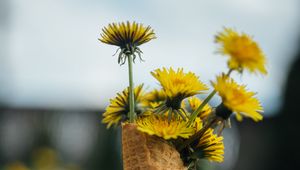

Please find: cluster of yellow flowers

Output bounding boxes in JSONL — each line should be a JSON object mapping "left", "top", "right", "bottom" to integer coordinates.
{"left": 99, "top": 21, "right": 267, "bottom": 168}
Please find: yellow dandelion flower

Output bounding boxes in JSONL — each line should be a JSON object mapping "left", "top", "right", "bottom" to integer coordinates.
{"left": 212, "top": 74, "right": 263, "bottom": 122}
{"left": 193, "top": 117, "right": 203, "bottom": 132}
{"left": 187, "top": 97, "right": 212, "bottom": 120}
{"left": 215, "top": 27, "right": 267, "bottom": 75}
{"left": 144, "top": 89, "right": 167, "bottom": 108}
{"left": 151, "top": 67, "right": 208, "bottom": 100}
{"left": 136, "top": 115, "right": 195, "bottom": 140}
{"left": 32, "top": 147, "right": 58, "bottom": 169}
{"left": 195, "top": 128, "right": 224, "bottom": 163}
{"left": 99, "top": 21, "right": 156, "bottom": 65}
{"left": 151, "top": 67, "right": 208, "bottom": 120}
{"left": 102, "top": 84, "right": 145, "bottom": 128}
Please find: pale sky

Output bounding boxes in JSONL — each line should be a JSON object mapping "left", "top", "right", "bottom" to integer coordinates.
{"left": 1, "top": 0, "right": 299, "bottom": 115}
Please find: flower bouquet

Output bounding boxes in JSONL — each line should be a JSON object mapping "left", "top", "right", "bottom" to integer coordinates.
{"left": 99, "top": 21, "right": 267, "bottom": 170}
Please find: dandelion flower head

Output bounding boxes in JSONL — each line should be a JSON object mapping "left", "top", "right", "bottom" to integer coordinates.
{"left": 212, "top": 74, "right": 263, "bottom": 121}
{"left": 215, "top": 27, "right": 267, "bottom": 75}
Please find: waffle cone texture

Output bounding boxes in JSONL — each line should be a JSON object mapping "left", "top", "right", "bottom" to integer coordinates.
{"left": 122, "top": 123, "right": 186, "bottom": 170}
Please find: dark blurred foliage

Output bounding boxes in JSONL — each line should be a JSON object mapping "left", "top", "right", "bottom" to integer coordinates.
{"left": 269, "top": 40, "right": 300, "bottom": 169}
{"left": 0, "top": 110, "right": 122, "bottom": 170}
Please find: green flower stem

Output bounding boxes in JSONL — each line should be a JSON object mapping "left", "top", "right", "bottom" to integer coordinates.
{"left": 180, "top": 69, "right": 234, "bottom": 151}
{"left": 127, "top": 54, "right": 136, "bottom": 123}
{"left": 226, "top": 68, "right": 233, "bottom": 77}
{"left": 189, "top": 90, "right": 217, "bottom": 123}
{"left": 188, "top": 69, "right": 233, "bottom": 123}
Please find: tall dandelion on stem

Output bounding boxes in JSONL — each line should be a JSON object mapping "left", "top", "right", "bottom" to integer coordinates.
{"left": 99, "top": 21, "right": 156, "bottom": 122}
{"left": 189, "top": 27, "right": 267, "bottom": 124}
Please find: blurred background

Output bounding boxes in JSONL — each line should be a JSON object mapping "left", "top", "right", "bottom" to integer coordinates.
{"left": 0, "top": 0, "right": 299, "bottom": 169}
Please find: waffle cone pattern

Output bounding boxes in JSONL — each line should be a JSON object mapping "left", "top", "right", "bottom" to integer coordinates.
{"left": 122, "top": 123, "right": 186, "bottom": 170}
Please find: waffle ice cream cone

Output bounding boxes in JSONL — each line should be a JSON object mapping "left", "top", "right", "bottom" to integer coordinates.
{"left": 122, "top": 123, "right": 186, "bottom": 170}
